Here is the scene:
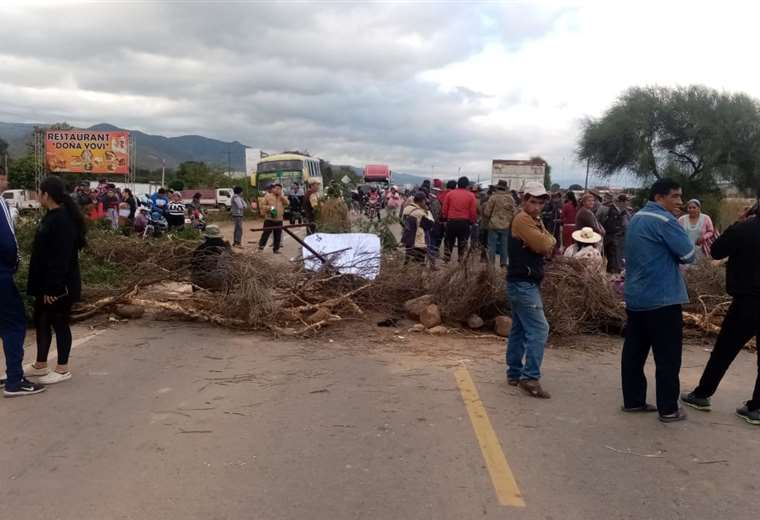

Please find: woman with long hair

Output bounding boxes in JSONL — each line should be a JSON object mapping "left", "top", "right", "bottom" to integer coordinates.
{"left": 25, "top": 176, "right": 86, "bottom": 385}
{"left": 561, "top": 190, "right": 578, "bottom": 251}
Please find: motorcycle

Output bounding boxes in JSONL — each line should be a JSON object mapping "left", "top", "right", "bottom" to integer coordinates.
{"left": 143, "top": 210, "right": 169, "bottom": 239}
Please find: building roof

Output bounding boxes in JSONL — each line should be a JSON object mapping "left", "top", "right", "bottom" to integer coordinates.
{"left": 492, "top": 159, "right": 547, "bottom": 166}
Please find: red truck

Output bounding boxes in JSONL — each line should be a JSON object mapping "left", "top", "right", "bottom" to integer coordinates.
{"left": 363, "top": 164, "right": 391, "bottom": 184}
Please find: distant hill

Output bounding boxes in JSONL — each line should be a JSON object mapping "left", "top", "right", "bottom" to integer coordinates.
{"left": 0, "top": 121, "right": 247, "bottom": 171}
{"left": 391, "top": 171, "right": 429, "bottom": 187}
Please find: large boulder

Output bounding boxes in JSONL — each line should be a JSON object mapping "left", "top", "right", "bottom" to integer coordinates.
{"left": 419, "top": 304, "right": 442, "bottom": 329}
{"left": 467, "top": 314, "right": 484, "bottom": 329}
{"left": 404, "top": 295, "right": 435, "bottom": 319}
{"left": 494, "top": 316, "right": 513, "bottom": 337}
{"left": 114, "top": 304, "right": 145, "bottom": 320}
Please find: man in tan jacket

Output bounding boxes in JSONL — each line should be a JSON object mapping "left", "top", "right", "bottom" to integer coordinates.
{"left": 506, "top": 182, "right": 556, "bottom": 399}
{"left": 258, "top": 183, "right": 289, "bottom": 254}
{"left": 483, "top": 180, "right": 516, "bottom": 268}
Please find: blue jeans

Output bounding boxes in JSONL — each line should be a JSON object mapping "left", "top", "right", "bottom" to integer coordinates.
{"left": 233, "top": 216, "right": 244, "bottom": 246}
{"left": 506, "top": 280, "right": 549, "bottom": 381}
{"left": 488, "top": 229, "right": 509, "bottom": 267}
{"left": 0, "top": 274, "right": 26, "bottom": 389}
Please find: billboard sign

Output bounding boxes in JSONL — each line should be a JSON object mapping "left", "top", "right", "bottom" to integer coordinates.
{"left": 45, "top": 130, "right": 129, "bottom": 174}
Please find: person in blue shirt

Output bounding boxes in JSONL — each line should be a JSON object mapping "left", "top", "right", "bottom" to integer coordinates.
{"left": 0, "top": 172, "right": 45, "bottom": 396}
{"left": 622, "top": 178, "right": 695, "bottom": 422}
{"left": 150, "top": 188, "right": 170, "bottom": 215}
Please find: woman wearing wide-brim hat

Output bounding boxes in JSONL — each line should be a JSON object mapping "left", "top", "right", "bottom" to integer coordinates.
{"left": 563, "top": 226, "right": 605, "bottom": 272}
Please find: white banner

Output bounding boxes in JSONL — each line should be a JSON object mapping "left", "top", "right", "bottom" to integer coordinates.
{"left": 302, "top": 233, "right": 382, "bottom": 280}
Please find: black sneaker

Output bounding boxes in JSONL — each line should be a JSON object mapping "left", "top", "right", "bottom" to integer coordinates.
{"left": 3, "top": 377, "right": 46, "bottom": 397}
{"left": 681, "top": 392, "right": 711, "bottom": 411}
{"left": 736, "top": 404, "right": 760, "bottom": 425}
{"left": 0, "top": 377, "right": 5, "bottom": 388}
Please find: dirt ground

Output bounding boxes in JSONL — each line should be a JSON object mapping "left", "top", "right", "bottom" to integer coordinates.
{"left": 1, "top": 314, "right": 757, "bottom": 520}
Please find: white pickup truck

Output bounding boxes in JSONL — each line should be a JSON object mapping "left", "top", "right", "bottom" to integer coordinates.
{"left": 181, "top": 188, "right": 233, "bottom": 210}
{"left": 2, "top": 189, "right": 41, "bottom": 211}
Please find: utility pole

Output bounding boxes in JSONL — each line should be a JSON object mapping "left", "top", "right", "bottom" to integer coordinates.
{"left": 227, "top": 144, "right": 232, "bottom": 177}
{"left": 584, "top": 158, "right": 590, "bottom": 191}
{"left": 161, "top": 159, "right": 166, "bottom": 189}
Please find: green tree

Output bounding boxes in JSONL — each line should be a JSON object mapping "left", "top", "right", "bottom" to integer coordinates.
{"left": 0, "top": 137, "right": 8, "bottom": 176}
{"left": 578, "top": 85, "right": 760, "bottom": 195}
{"left": 7, "top": 153, "right": 37, "bottom": 190}
{"left": 169, "top": 179, "right": 185, "bottom": 191}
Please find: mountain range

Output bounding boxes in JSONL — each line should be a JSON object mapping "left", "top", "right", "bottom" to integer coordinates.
{"left": 0, "top": 120, "right": 428, "bottom": 185}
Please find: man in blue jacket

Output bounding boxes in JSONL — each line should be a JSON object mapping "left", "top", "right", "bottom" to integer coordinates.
{"left": 0, "top": 172, "right": 45, "bottom": 396}
{"left": 622, "top": 178, "right": 695, "bottom": 422}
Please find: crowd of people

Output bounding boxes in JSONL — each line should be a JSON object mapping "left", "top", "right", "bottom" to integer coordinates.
{"left": 395, "top": 177, "right": 720, "bottom": 279}
{"left": 1, "top": 171, "right": 758, "bottom": 428}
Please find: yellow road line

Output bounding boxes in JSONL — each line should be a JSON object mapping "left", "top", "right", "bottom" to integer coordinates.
{"left": 454, "top": 367, "right": 526, "bottom": 507}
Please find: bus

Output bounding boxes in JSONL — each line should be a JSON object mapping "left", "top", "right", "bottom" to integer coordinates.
{"left": 250, "top": 152, "right": 323, "bottom": 193}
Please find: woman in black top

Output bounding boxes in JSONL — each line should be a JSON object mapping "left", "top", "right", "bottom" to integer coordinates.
{"left": 25, "top": 176, "right": 86, "bottom": 386}
{"left": 123, "top": 188, "right": 137, "bottom": 220}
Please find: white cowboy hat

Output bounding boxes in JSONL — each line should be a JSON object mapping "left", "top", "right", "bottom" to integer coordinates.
{"left": 572, "top": 226, "right": 602, "bottom": 244}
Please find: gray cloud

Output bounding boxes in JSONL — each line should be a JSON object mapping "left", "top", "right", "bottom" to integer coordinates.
{"left": 0, "top": 1, "right": 568, "bottom": 179}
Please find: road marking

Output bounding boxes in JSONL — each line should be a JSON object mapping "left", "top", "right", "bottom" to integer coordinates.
{"left": 454, "top": 367, "right": 526, "bottom": 508}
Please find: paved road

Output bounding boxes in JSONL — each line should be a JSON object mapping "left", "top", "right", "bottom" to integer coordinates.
{"left": 1, "top": 322, "right": 757, "bottom": 519}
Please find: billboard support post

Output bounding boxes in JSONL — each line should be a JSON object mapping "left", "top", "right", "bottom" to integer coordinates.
{"left": 128, "top": 133, "right": 136, "bottom": 190}
{"left": 33, "top": 127, "right": 45, "bottom": 193}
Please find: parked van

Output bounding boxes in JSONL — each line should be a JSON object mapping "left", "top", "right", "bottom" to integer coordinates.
{"left": 2, "top": 189, "right": 40, "bottom": 211}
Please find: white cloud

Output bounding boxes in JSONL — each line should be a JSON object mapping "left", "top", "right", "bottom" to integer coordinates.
{"left": 1, "top": 1, "right": 759, "bottom": 185}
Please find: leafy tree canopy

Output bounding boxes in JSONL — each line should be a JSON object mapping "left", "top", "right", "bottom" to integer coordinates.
{"left": 578, "top": 85, "right": 760, "bottom": 194}
{"left": 175, "top": 161, "right": 235, "bottom": 189}
{"left": 7, "top": 153, "right": 37, "bottom": 190}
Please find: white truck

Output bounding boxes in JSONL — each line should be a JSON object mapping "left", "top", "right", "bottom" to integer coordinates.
{"left": 2, "top": 189, "right": 41, "bottom": 211}
{"left": 86, "top": 181, "right": 162, "bottom": 199}
{"left": 181, "top": 188, "right": 233, "bottom": 210}
{"left": 491, "top": 159, "right": 546, "bottom": 191}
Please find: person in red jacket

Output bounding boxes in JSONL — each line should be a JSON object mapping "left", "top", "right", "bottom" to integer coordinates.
{"left": 442, "top": 176, "right": 477, "bottom": 262}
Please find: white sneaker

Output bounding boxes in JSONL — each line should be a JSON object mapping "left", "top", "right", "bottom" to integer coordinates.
{"left": 37, "top": 371, "right": 72, "bottom": 385}
{"left": 24, "top": 364, "right": 50, "bottom": 377}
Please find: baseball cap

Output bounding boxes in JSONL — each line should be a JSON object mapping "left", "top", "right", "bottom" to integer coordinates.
{"left": 523, "top": 181, "right": 548, "bottom": 198}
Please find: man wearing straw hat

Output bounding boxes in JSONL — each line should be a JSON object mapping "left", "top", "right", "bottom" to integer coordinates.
{"left": 506, "top": 181, "right": 556, "bottom": 399}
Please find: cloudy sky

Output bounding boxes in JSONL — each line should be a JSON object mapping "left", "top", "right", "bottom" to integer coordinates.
{"left": 1, "top": 1, "right": 759, "bottom": 185}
